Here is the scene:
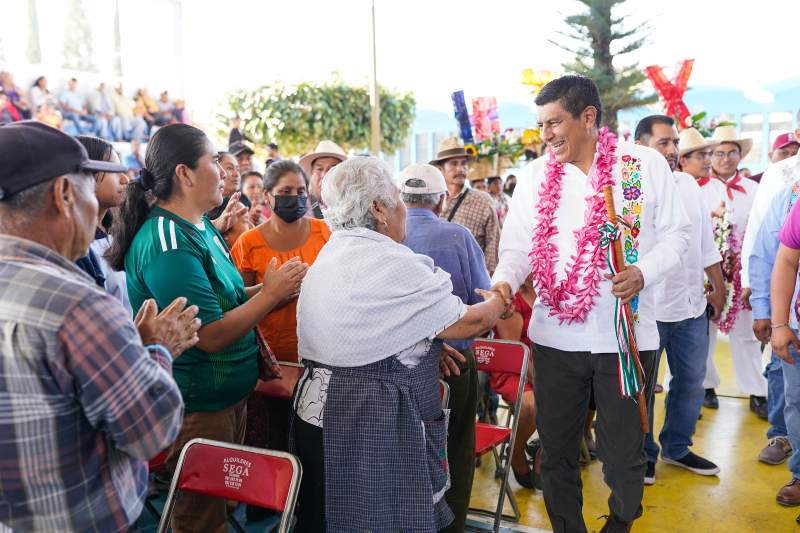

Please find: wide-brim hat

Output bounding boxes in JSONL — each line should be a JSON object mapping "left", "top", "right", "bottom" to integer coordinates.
{"left": 711, "top": 125, "right": 752, "bottom": 159}
{"left": 299, "top": 140, "right": 347, "bottom": 174}
{"left": 678, "top": 127, "right": 719, "bottom": 158}
{"left": 430, "top": 137, "right": 472, "bottom": 165}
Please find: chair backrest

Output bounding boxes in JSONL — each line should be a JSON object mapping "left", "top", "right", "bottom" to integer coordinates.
{"left": 173, "top": 439, "right": 300, "bottom": 510}
{"left": 157, "top": 438, "right": 302, "bottom": 533}
{"left": 472, "top": 338, "right": 529, "bottom": 376}
{"left": 254, "top": 361, "right": 304, "bottom": 400}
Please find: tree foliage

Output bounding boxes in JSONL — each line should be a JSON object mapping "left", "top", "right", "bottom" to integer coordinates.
{"left": 220, "top": 80, "right": 416, "bottom": 156}
{"left": 551, "top": 0, "right": 656, "bottom": 133}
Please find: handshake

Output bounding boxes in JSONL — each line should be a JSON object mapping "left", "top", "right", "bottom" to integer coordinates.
{"left": 475, "top": 282, "right": 516, "bottom": 319}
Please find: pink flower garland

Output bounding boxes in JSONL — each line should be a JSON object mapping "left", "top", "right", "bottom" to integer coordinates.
{"left": 529, "top": 127, "right": 618, "bottom": 324}
{"left": 717, "top": 229, "right": 743, "bottom": 334}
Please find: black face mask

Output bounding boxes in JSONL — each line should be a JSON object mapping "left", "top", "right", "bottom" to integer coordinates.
{"left": 272, "top": 194, "right": 308, "bottom": 223}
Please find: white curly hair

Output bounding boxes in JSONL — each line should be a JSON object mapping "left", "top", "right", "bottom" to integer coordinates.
{"left": 321, "top": 157, "right": 398, "bottom": 231}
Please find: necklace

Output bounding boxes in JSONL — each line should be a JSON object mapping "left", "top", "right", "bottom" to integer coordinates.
{"left": 529, "top": 128, "right": 618, "bottom": 323}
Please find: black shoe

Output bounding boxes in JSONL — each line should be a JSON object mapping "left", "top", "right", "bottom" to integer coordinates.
{"left": 661, "top": 451, "right": 720, "bottom": 476}
{"left": 525, "top": 438, "right": 540, "bottom": 460}
{"left": 750, "top": 395, "right": 768, "bottom": 419}
{"left": 512, "top": 467, "right": 538, "bottom": 490}
{"left": 703, "top": 388, "right": 719, "bottom": 409}
{"left": 525, "top": 439, "right": 543, "bottom": 490}
{"left": 599, "top": 514, "right": 633, "bottom": 533}
{"left": 644, "top": 461, "right": 656, "bottom": 485}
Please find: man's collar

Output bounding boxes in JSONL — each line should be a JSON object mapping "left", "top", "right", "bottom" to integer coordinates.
{"left": 713, "top": 170, "right": 738, "bottom": 182}
{"left": 407, "top": 207, "right": 438, "bottom": 219}
{"left": 447, "top": 184, "right": 467, "bottom": 199}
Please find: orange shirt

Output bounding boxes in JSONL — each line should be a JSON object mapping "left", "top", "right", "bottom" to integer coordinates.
{"left": 231, "top": 218, "right": 331, "bottom": 362}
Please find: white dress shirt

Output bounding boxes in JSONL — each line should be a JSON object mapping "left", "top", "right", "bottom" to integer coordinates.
{"left": 492, "top": 141, "right": 690, "bottom": 353}
{"left": 741, "top": 154, "right": 800, "bottom": 287}
{"left": 655, "top": 172, "right": 722, "bottom": 322}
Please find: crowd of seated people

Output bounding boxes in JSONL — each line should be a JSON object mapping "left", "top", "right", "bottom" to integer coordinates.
{"left": 0, "top": 69, "right": 189, "bottom": 142}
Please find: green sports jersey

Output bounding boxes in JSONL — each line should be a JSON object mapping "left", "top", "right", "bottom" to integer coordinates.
{"left": 125, "top": 206, "right": 258, "bottom": 412}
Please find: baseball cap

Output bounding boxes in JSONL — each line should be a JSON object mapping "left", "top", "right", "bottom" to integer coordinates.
{"left": 0, "top": 121, "right": 127, "bottom": 200}
{"left": 229, "top": 141, "right": 255, "bottom": 157}
{"left": 773, "top": 132, "right": 799, "bottom": 151}
{"left": 398, "top": 163, "right": 447, "bottom": 194}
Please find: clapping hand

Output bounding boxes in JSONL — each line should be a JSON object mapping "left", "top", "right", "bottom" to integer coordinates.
{"left": 260, "top": 257, "right": 309, "bottom": 305}
{"left": 212, "top": 192, "right": 248, "bottom": 234}
{"left": 135, "top": 297, "right": 201, "bottom": 359}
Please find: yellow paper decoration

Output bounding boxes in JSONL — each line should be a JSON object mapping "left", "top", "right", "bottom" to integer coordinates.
{"left": 521, "top": 128, "right": 541, "bottom": 146}
{"left": 521, "top": 69, "right": 557, "bottom": 95}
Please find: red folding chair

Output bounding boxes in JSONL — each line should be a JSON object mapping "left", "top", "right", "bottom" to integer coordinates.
{"left": 469, "top": 338, "right": 530, "bottom": 532}
{"left": 254, "top": 361, "right": 304, "bottom": 400}
{"left": 156, "top": 438, "right": 302, "bottom": 533}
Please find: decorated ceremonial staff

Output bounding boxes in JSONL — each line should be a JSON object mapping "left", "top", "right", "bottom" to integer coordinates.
{"left": 491, "top": 75, "right": 690, "bottom": 533}
{"left": 601, "top": 186, "right": 648, "bottom": 433}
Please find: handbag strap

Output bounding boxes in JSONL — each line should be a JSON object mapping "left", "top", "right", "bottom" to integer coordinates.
{"left": 446, "top": 189, "right": 469, "bottom": 222}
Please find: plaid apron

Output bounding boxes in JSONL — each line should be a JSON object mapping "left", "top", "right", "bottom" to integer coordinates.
{"left": 297, "top": 340, "right": 453, "bottom": 532}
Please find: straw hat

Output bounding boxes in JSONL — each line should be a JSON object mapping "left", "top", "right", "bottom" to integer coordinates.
{"left": 678, "top": 127, "right": 718, "bottom": 158}
{"left": 430, "top": 137, "right": 471, "bottom": 165}
{"left": 298, "top": 140, "right": 347, "bottom": 174}
{"left": 711, "top": 125, "right": 752, "bottom": 159}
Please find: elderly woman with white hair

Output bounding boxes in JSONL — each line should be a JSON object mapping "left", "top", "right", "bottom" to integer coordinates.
{"left": 291, "top": 157, "right": 507, "bottom": 532}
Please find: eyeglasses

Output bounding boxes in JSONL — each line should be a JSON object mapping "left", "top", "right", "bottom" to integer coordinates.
{"left": 712, "top": 150, "right": 741, "bottom": 159}
{"left": 687, "top": 151, "right": 713, "bottom": 161}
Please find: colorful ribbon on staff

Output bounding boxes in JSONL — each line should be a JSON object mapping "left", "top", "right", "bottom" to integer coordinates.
{"left": 598, "top": 221, "right": 641, "bottom": 399}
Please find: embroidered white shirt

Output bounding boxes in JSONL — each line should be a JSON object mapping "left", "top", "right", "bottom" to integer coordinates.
{"left": 654, "top": 172, "right": 722, "bottom": 322}
{"left": 491, "top": 141, "right": 690, "bottom": 353}
{"left": 741, "top": 154, "right": 800, "bottom": 287}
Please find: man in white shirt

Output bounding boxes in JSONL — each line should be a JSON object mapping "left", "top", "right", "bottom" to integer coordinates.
{"left": 634, "top": 116, "right": 725, "bottom": 485}
{"left": 696, "top": 126, "right": 767, "bottom": 416}
{"left": 742, "top": 152, "right": 800, "bottom": 293}
{"left": 491, "top": 76, "right": 690, "bottom": 533}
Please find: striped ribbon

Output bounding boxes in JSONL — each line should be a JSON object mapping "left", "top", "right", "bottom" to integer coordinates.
{"left": 598, "top": 221, "right": 641, "bottom": 398}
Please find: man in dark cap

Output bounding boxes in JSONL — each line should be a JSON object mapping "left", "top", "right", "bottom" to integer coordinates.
{"left": 0, "top": 121, "right": 199, "bottom": 531}
{"left": 229, "top": 140, "right": 256, "bottom": 173}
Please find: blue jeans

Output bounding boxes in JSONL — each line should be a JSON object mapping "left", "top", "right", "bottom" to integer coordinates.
{"left": 62, "top": 111, "right": 102, "bottom": 135}
{"left": 645, "top": 313, "right": 708, "bottom": 462}
{"left": 782, "top": 336, "right": 800, "bottom": 479}
{"left": 767, "top": 351, "right": 787, "bottom": 439}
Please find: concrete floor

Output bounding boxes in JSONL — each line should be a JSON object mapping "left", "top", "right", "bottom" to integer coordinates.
{"left": 469, "top": 338, "right": 797, "bottom": 533}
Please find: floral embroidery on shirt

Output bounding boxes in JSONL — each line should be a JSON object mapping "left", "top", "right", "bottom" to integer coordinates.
{"left": 620, "top": 154, "right": 643, "bottom": 316}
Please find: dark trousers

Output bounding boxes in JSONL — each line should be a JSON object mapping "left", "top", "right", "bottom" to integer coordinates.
{"left": 440, "top": 347, "right": 478, "bottom": 533}
{"left": 532, "top": 344, "right": 657, "bottom": 533}
{"left": 294, "top": 417, "right": 326, "bottom": 532}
